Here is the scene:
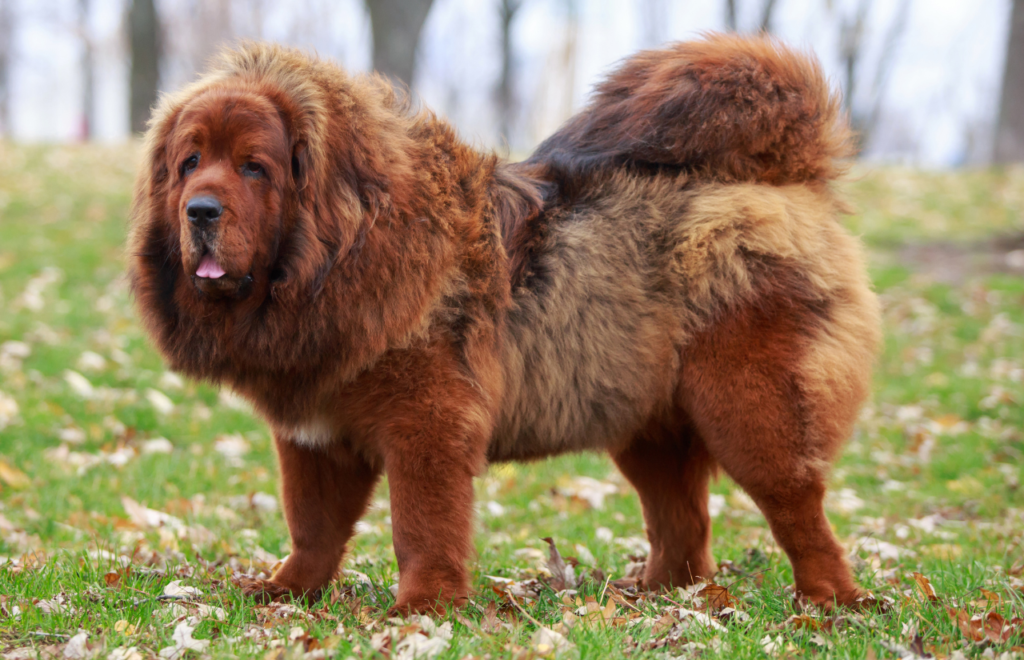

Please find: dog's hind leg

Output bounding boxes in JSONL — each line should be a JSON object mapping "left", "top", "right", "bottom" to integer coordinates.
{"left": 243, "top": 434, "right": 381, "bottom": 603}
{"left": 612, "top": 421, "right": 717, "bottom": 589}
{"left": 679, "top": 292, "right": 875, "bottom": 607}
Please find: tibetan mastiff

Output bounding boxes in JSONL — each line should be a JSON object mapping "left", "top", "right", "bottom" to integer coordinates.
{"left": 129, "top": 34, "right": 880, "bottom": 614}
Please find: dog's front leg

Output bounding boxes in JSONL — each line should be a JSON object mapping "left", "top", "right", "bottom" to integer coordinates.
{"left": 243, "top": 434, "right": 380, "bottom": 602}
{"left": 382, "top": 426, "right": 482, "bottom": 615}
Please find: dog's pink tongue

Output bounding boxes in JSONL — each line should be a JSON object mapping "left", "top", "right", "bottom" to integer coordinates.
{"left": 196, "top": 255, "right": 226, "bottom": 279}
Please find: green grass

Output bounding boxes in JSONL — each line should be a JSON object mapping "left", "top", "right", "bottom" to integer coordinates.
{"left": 1, "top": 143, "right": 1023, "bottom": 658}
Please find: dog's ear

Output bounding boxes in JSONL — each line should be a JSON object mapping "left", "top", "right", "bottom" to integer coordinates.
{"left": 127, "top": 101, "right": 186, "bottom": 334}
{"left": 272, "top": 135, "right": 341, "bottom": 302}
{"left": 142, "top": 101, "right": 184, "bottom": 190}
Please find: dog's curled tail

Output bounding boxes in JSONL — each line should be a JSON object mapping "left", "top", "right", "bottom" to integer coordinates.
{"left": 529, "top": 33, "right": 853, "bottom": 186}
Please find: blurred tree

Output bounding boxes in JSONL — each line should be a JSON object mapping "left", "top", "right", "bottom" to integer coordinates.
{"left": 129, "top": 0, "right": 161, "bottom": 135}
{"left": 838, "top": 0, "right": 911, "bottom": 151}
{"left": 724, "top": 0, "right": 777, "bottom": 33}
{"left": 995, "top": 0, "right": 1024, "bottom": 162}
{"left": 759, "top": 0, "right": 777, "bottom": 32}
{"left": 365, "top": 0, "right": 435, "bottom": 86}
{"left": 496, "top": 0, "right": 522, "bottom": 143}
{"left": 195, "top": 0, "right": 232, "bottom": 71}
{"left": 0, "top": 0, "right": 11, "bottom": 138}
{"left": 79, "top": 0, "right": 94, "bottom": 140}
{"left": 640, "top": 0, "right": 669, "bottom": 47}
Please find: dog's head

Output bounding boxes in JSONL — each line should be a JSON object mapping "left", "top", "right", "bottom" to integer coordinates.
{"left": 161, "top": 86, "right": 297, "bottom": 299}
{"left": 130, "top": 44, "right": 416, "bottom": 315}
{"left": 128, "top": 44, "right": 449, "bottom": 379}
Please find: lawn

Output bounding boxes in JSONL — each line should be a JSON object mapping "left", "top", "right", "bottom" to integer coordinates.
{"left": 0, "top": 143, "right": 1022, "bottom": 659}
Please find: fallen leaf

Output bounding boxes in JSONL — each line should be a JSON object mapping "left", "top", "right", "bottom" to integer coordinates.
{"left": 158, "top": 621, "right": 210, "bottom": 659}
{"left": 911, "top": 572, "right": 939, "bottom": 602}
{"left": 63, "top": 631, "right": 91, "bottom": 659}
{"left": 480, "top": 601, "right": 502, "bottom": 634}
{"left": 161, "top": 580, "right": 202, "bottom": 600}
{"left": 696, "top": 583, "right": 739, "bottom": 612}
{"left": 556, "top": 475, "right": 617, "bottom": 510}
{"left": 0, "top": 392, "right": 19, "bottom": 431}
{"left": 542, "top": 537, "right": 576, "bottom": 591}
{"left": 121, "top": 496, "right": 183, "bottom": 530}
{"left": 532, "top": 627, "right": 573, "bottom": 656}
{"left": 146, "top": 389, "right": 175, "bottom": 415}
{"left": 106, "top": 647, "right": 142, "bottom": 660}
{"left": 978, "top": 588, "right": 1001, "bottom": 606}
{"left": 64, "top": 370, "right": 94, "bottom": 398}
{"left": 141, "top": 438, "right": 174, "bottom": 454}
{"left": 0, "top": 460, "right": 30, "bottom": 489}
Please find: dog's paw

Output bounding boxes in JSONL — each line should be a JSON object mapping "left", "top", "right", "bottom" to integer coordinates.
{"left": 388, "top": 595, "right": 467, "bottom": 618}
{"left": 234, "top": 575, "right": 306, "bottom": 604}
{"left": 794, "top": 585, "right": 865, "bottom": 611}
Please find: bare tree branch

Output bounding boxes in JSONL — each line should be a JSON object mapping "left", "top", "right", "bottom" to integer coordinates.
{"left": 857, "top": 0, "right": 911, "bottom": 147}
{"left": 838, "top": 0, "right": 871, "bottom": 116}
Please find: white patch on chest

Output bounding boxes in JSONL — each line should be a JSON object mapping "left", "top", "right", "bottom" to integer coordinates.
{"left": 285, "top": 418, "right": 335, "bottom": 448}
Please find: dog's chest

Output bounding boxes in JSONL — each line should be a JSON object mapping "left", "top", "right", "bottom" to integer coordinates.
{"left": 283, "top": 418, "right": 335, "bottom": 448}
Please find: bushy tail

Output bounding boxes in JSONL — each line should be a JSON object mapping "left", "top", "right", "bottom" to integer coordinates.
{"left": 528, "top": 33, "right": 853, "bottom": 186}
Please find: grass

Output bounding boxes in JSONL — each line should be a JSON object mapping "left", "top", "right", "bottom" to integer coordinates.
{"left": 0, "top": 143, "right": 1023, "bottom": 659}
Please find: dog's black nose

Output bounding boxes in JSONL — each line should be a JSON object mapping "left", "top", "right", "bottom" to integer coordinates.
{"left": 186, "top": 196, "right": 223, "bottom": 230}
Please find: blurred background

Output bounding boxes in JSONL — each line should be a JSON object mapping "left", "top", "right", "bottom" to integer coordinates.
{"left": 0, "top": 0, "right": 1022, "bottom": 167}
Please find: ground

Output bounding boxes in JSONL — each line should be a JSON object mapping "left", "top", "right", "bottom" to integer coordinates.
{"left": 0, "top": 144, "right": 1022, "bottom": 659}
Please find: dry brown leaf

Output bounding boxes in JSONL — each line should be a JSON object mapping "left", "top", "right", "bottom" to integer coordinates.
{"left": 979, "top": 588, "right": 1001, "bottom": 606}
{"left": 911, "top": 572, "right": 939, "bottom": 602}
{"left": 696, "top": 583, "right": 739, "bottom": 612}
{"left": 542, "top": 537, "right": 575, "bottom": 591}
{"left": 480, "top": 601, "right": 502, "bottom": 634}
{"left": 17, "top": 550, "right": 46, "bottom": 573}
{"left": 948, "top": 607, "right": 985, "bottom": 643}
{"left": 783, "top": 614, "right": 821, "bottom": 630}
{"left": 651, "top": 613, "right": 676, "bottom": 636}
{"left": 609, "top": 576, "right": 641, "bottom": 591}
{"left": 0, "top": 460, "right": 30, "bottom": 489}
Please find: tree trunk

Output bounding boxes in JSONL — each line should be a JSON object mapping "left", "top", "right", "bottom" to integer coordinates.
{"left": 364, "top": 0, "right": 435, "bottom": 87}
{"left": 725, "top": 0, "right": 778, "bottom": 33}
{"left": 496, "top": 0, "right": 521, "bottom": 144}
{"left": 79, "top": 0, "right": 94, "bottom": 140}
{"left": 759, "top": 0, "right": 778, "bottom": 32}
{"left": 995, "top": 0, "right": 1024, "bottom": 163}
{"left": 0, "top": 0, "right": 12, "bottom": 138}
{"left": 129, "top": 0, "right": 160, "bottom": 135}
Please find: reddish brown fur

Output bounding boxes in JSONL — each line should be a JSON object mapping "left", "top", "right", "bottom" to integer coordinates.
{"left": 129, "top": 34, "right": 880, "bottom": 614}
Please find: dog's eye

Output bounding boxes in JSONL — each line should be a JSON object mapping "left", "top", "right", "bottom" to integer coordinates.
{"left": 243, "top": 162, "right": 264, "bottom": 178}
{"left": 181, "top": 154, "right": 199, "bottom": 176}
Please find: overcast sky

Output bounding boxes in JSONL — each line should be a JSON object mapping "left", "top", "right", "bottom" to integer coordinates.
{"left": 4, "top": 0, "right": 1013, "bottom": 166}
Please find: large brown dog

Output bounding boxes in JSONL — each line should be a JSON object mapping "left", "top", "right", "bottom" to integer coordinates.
{"left": 129, "top": 34, "right": 880, "bottom": 614}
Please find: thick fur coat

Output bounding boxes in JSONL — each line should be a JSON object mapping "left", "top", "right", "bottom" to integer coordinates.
{"left": 129, "top": 34, "right": 881, "bottom": 613}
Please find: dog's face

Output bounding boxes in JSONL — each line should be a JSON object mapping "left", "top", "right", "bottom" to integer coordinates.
{"left": 164, "top": 88, "right": 294, "bottom": 300}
